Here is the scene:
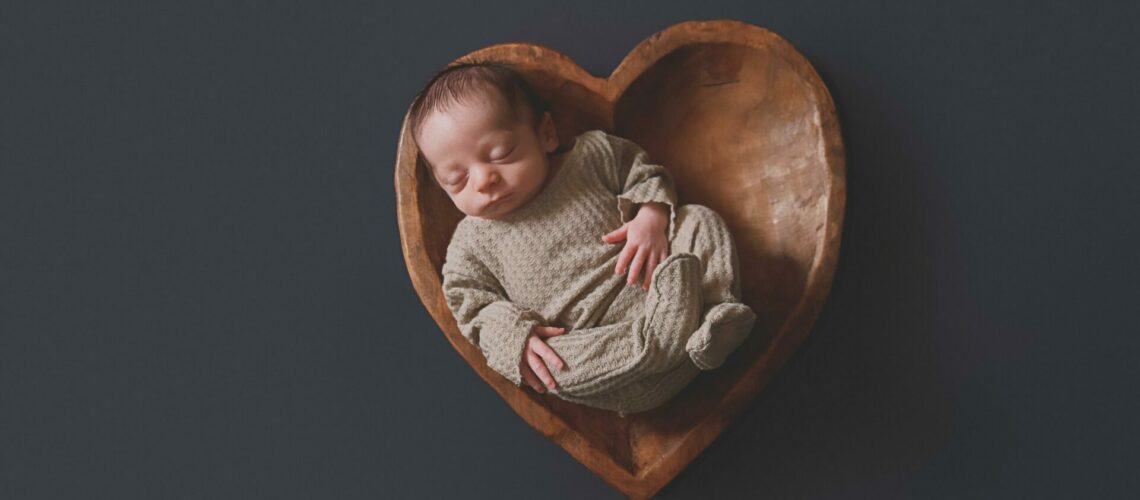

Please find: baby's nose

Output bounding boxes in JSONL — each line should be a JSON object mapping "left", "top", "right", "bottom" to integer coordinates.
{"left": 472, "top": 167, "right": 500, "bottom": 193}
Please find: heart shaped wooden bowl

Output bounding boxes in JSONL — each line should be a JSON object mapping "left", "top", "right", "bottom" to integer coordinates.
{"left": 395, "top": 19, "right": 845, "bottom": 499}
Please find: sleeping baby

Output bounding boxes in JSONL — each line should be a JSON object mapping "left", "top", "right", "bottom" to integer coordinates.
{"left": 408, "top": 60, "right": 757, "bottom": 416}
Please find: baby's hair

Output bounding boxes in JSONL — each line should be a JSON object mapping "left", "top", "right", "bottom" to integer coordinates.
{"left": 407, "top": 59, "right": 551, "bottom": 163}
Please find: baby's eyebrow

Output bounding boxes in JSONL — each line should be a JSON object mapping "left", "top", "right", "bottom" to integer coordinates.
{"left": 478, "top": 130, "right": 513, "bottom": 150}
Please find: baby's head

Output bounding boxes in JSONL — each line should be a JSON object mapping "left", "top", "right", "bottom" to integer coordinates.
{"left": 409, "top": 60, "right": 562, "bottom": 220}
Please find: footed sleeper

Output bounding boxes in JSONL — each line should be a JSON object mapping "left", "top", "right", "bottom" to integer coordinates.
{"left": 441, "top": 130, "right": 756, "bottom": 415}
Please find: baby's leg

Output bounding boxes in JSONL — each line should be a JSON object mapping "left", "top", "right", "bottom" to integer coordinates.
{"left": 543, "top": 253, "right": 703, "bottom": 399}
{"left": 537, "top": 206, "right": 753, "bottom": 412}
{"left": 554, "top": 354, "right": 700, "bottom": 416}
{"left": 671, "top": 205, "right": 758, "bottom": 370}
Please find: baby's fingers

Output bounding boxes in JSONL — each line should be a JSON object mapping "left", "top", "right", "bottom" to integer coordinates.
{"left": 615, "top": 243, "right": 637, "bottom": 275}
{"left": 642, "top": 253, "right": 660, "bottom": 290}
{"left": 533, "top": 326, "right": 566, "bottom": 338}
{"left": 531, "top": 337, "right": 566, "bottom": 372}
{"left": 520, "top": 362, "right": 545, "bottom": 393}
{"left": 627, "top": 246, "right": 647, "bottom": 286}
{"left": 527, "top": 349, "right": 557, "bottom": 390}
{"left": 602, "top": 223, "right": 628, "bottom": 244}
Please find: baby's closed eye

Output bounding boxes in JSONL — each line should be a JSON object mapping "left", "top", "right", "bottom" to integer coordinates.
{"left": 444, "top": 171, "right": 467, "bottom": 186}
{"left": 492, "top": 146, "right": 516, "bottom": 162}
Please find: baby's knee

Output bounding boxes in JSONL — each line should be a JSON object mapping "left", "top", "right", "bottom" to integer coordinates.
{"left": 677, "top": 204, "right": 728, "bottom": 230}
{"left": 673, "top": 204, "right": 731, "bottom": 247}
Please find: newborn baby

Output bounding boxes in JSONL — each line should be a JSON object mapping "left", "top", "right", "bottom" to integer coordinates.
{"left": 409, "top": 60, "right": 757, "bottom": 415}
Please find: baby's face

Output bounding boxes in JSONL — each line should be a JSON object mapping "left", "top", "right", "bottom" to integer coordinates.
{"left": 416, "top": 91, "right": 559, "bottom": 220}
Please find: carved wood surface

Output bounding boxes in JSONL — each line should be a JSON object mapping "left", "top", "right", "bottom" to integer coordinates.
{"left": 395, "top": 19, "right": 845, "bottom": 499}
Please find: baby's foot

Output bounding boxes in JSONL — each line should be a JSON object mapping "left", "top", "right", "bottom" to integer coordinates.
{"left": 640, "top": 253, "right": 703, "bottom": 373}
{"left": 685, "top": 302, "right": 757, "bottom": 370}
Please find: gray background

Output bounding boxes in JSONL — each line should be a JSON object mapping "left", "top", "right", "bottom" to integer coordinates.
{"left": 3, "top": 1, "right": 1138, "bottom": 498}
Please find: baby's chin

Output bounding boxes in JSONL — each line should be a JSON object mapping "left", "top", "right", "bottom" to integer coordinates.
{"left": 466, "top": 210, "right": 500, "bottom": 220}
{"left": 463, "top": 203, "right": 511, "bottom": 220}
{"left": 465, "top": 193, "right": 530, "bottom": 220}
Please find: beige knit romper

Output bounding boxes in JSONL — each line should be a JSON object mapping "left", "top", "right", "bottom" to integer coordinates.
{"left": 441, "top": 130, "right": 756, "bottom": 416}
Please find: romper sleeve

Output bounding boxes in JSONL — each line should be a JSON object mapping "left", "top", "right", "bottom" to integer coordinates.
{"left": 441, "top": 236, "right": 544, "bottom": 388}
{"left": 598, "top": 131, "right": 679, "bottom": 240}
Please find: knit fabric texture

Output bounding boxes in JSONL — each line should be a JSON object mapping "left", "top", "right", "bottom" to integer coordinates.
{"left": 441, "top": 130, "right": 756, "bottom": 415}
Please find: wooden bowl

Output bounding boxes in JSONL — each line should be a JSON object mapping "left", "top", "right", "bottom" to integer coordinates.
{"left": 395, "top": 19, "right": 845, "bottom": 499}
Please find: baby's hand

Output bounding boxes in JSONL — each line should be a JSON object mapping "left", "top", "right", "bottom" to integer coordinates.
{"left": 520, "top": 325, "right": 568, "bottom": 393}
{"left": 602, "top": 202, "right": 670, "bottom": 290}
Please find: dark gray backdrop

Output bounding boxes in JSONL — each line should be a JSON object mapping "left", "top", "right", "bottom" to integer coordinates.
{"left": 3, "top": 1, "right": 1138, "bottom": 498}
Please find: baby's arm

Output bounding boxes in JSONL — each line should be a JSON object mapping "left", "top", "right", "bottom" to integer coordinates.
{"left": 600, "top": 132, "right": 679, "bottom": 240}
{"left": 598, "top": 133, "right": 679, "bottom": 287}
{"left": 441, "top": 243, "right": 565, "bottom": 391}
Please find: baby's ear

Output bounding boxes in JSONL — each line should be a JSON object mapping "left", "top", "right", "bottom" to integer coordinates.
{"left": 539, "top": 111, "right": 558, "bottom": 152}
